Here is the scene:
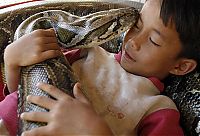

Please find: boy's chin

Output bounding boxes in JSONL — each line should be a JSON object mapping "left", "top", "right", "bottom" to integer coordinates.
{"left": 120, "top": 62, "right": 133, "bottom": 73}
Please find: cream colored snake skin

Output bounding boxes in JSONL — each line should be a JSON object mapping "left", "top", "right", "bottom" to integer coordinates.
{"left": 14, "top": 7, "right": 139, "bottom": 134}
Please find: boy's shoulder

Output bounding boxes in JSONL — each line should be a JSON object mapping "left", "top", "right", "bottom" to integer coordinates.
{"left": 146, "top": 95, "right": 178, "bottom": 117}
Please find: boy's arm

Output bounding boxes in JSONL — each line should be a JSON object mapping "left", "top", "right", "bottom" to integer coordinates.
{"left": 4, "top": 64, "right": 20, "bottom": 93}
{"left": 4, "top": 29, "right": 62, "bottom": 92}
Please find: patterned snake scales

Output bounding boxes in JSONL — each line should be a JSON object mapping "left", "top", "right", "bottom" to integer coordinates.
{"left": 15, "top": 7, "right": 139, "bottom": 134}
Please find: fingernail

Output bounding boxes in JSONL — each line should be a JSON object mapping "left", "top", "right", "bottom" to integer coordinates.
{"left": 26, "top": 95, "right": 31, "bottom": 101}
{"left": 20, "top": 113, "right": 25, "bottom": 118}
{"left": 77, "top": 82, "right": 82, "bottom": 89}
{"left": 21, "top": 132, "right": 26, "bottom": 136}
{"left": 36, "top": 82, "right": 42, "bottom": 87}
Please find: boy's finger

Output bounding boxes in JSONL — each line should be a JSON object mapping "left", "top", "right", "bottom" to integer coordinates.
{"left": 43, "top": 28, "right": 56, "bottom": 37}
{"left": 32, "top": 29, "right": 55, "bottom": 38}
{"left": 26, "top": 95, "right": 56, "bottom": 109}
{"left": 40, "top": 50, "right": 63, "bottom": 61}
{"left": 21, "top": 126, "right": 49, "bottom": 136}
{"left": 73, "top": 83, "right": 90, "bottom": 104}
{"left": 36, "top": 82, "right": 72, "bottom": 100}
{"left": 43, "top": 43, "right": 60, "bottom": 51}
{"left": 42, "top": 37, "right": 58, "bottom": 44}
{"left": 21, "top": 112, "right": 49, "bottom": 123}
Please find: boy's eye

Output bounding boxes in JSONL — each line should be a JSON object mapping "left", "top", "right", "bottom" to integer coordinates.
{"left": 149, "top": 37, "right": 161, "bottom": 46}
{"left": 134, "top": 17, "right": 142, "bottom": 33}
{"left": 134, "top": 24, "right": 139, "bottom": 29}
{"left": 134, "top": 24, "right": 141, "bottom": 32}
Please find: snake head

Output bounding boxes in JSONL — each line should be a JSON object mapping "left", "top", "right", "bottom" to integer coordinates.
{"left": 53, "top": 7, "right": 140, "bottom": 49}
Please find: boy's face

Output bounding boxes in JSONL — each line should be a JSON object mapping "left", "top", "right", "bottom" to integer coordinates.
{"left": 121, "top": 0, "right": 182, "bottom": 80}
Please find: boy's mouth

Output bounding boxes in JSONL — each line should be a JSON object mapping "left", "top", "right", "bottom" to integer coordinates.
{"left": 124, "top": 51, "right": 136, "bottom": 62}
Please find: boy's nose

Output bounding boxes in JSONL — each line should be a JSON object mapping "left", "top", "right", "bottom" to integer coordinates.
{"left": 127, "top": 38, "right": 141, "bottom": 51}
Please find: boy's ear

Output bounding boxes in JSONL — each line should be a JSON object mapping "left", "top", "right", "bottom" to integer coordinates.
{"left": 169, "top": 58, "right": 197, "bottom": 75}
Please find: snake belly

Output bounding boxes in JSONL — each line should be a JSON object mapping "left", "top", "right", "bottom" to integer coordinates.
{"left": 15, "top": 7, "right": 139, "bottom": 134}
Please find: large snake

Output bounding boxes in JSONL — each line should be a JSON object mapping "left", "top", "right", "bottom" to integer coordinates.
{"left": 15, "top": 7, "right": 139, "bottom": 134}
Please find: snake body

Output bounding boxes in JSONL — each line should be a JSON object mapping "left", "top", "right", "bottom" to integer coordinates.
{"left": 15, "top": 7, "right": 139, "bottom": 134}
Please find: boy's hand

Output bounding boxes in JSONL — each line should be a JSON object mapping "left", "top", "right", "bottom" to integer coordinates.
{"left": 4, "top": 29, "right": 63, "bottom": 92}
{"left": 4, "top": 29, "right": 62, "bottom": 68}
{"left": 20, "top": 82, "right": 112, "bottom": 136}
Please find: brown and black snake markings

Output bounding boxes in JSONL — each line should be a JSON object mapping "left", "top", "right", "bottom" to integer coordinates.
{"left": 14, "top": 7, "right": 139, "bottom": 134}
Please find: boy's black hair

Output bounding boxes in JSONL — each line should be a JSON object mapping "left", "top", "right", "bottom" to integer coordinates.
{"left": 160, "top": 0, "right": 200, "bottom": 70}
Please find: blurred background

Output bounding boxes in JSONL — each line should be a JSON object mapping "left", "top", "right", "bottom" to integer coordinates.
{"left": 0, "top": 0, "right": 145, "bottom": 7}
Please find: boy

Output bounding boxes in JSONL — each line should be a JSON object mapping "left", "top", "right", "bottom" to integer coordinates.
{"left": 1, "top": 0, "right": 200, "bottom": 135}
